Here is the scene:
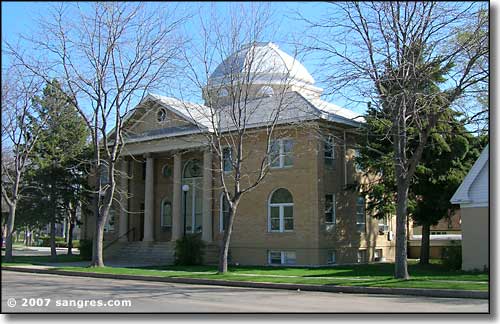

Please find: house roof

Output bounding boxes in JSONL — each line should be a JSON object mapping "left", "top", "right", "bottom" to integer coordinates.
{"left": 120, "top": 91, "right": 363, "bottom": 144}
{"left": 450, "top": 144, "right": 489, "bottom": 206}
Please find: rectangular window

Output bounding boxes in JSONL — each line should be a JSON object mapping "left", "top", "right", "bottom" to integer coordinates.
{"left": 327, "top": 251, "right": 336, "bottom": 264}
{"left": 283, "top": 251, "right": 296, "bottom": 265}
{"left": 374, "top": 249, "right": 383, "bottom": 262}
{"left": 268, "top": 251, "right": 282, "bottom": 265}
{"left": 222, "top": 147, "right": 233, "bottom": 172}
{"left": 356, "top": 196, "right": 366, "bottom": 232}
{"left": 283, "top": 139, "right": 294, "bottom": 167}
{"left": 269, "top": 140, "right": 281, "bottom": 168}
{"left": 269, "top": 139, "right": 294, "bottom": 169}
{"left": 378, "top": 216, "right": 388, "bottom": 233}
{"left": 268, "top": 251, "right": 296, "bottom": 265}
{"left": 357, "top": 250, "right": 367, "bottom": 263}
{"left": 325, "top": 194, "right": 336, "bottom": 224}
{"left": 324, "top": 136, "right": 335, "bottom": 167}
{"left": 270, "top": 206, "right": 280, "bottom": 231}
{"left": 283, "top": 206, "right": 294, "bottom": 231}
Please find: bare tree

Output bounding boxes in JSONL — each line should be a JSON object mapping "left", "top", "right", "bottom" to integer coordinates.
{"left": 301, "top": 2, "right": 488, "bottom": 278}
{"left": 5, "top": 2, "right": 187, "bottom": 266}
{"left": 1, "top": 66, "right": 46, "bottom": 261}
{"left": 173, "top": 3, "right": 314, "bottom": 273}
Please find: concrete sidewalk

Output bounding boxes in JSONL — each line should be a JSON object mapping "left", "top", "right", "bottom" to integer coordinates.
{"left": 1, "top": 265, "right": 489, "bottom": 300}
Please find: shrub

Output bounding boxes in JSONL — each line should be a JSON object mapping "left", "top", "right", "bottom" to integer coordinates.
{"left": 78, "top": 239, "right": 93, "bottom": 260}
{"left": 442, "top": 246, "right": 462, "bottom": 270}
{"left": 39, "top": 236, "right": 50, "bottom": 247}
{"left": 174, "top": 234, "right": 205, "bottom": 266}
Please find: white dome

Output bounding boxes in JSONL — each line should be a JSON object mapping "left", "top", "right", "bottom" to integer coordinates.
{"left": 208, "top": 42, "right": 316, "bottom": 86}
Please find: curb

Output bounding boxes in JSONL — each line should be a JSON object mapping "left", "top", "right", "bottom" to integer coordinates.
{"left": 1, "top": 266, "right": 488, "bottom": 300}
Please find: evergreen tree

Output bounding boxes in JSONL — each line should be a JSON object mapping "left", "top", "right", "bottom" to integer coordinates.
{"left": 358, "top": 56, "right": 486, "bottom": 265}
{"left": 17, "top": 80, "right": 89, "bottom": 258}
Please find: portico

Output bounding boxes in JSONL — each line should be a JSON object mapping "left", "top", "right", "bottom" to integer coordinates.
{"left": 117, "top": 145, "right": 213, "bottom": 244}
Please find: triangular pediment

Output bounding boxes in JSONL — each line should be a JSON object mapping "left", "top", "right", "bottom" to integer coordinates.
{"left": 120, "top": 94, "right": 211, "bottom": 142}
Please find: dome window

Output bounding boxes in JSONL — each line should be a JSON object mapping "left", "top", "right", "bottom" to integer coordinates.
{"left": 218, "top": 88, "right": 229, "bottom": 97}
{"left": 258, "top": 86, "right": 274, "bottom": 97}
{"left": 157, "top": 108, "right": 167, "bottom": 122}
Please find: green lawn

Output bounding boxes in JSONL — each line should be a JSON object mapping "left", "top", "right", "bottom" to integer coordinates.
{"left": 1, "top": 257, "right": 488, "bottom": 291}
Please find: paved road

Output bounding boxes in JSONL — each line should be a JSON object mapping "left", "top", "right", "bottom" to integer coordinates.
{"left": 1, "top": 271, "right": 488, "bottom": 313}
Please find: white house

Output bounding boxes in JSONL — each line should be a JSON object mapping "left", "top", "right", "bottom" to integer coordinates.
{"left": 450, "top": 144, "right": 489, "bottom": 271}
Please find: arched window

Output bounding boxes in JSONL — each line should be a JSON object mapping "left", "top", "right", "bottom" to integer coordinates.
{"left": 161, "top": 199, "right": 172, "bottom": 227}
{"left": 219, "top": 193, "right": 230, "bottom": 232}
{"left": 268, "top": 188, "right": 294, "bottom": 232}
{"left": 258, "top": 86, "right": 274, "bottom": 97}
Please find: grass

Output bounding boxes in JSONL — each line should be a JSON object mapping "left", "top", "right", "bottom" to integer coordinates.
{"left": 1, "top": 257, "right": 488, "bottom": 291}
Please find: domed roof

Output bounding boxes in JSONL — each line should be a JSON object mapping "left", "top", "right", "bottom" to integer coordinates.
{"left": 208, "top": 42, "right": 315, "bottom": 86}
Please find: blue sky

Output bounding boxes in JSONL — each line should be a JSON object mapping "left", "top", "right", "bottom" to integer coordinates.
{"left": 1, "top": 1, "right": 488, "bottom": 121}
{"left": 1, "top": 2, "right": 363, "bottom": 111}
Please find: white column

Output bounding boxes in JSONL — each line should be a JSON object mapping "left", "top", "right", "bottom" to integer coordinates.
{"left": 118, "top": 159, "right": 129, "bottom": 241}
{"left": 143, "top": 154, "right": 155, "bottom": 242}
{"left": 202, "top": 149, "right": 213, "bottom": 242}
{"left": 171, "top": 153, "right": 183, "bottom": 241}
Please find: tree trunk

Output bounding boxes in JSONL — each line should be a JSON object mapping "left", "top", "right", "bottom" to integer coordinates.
{"left": 50, "top": 220, "right": 57, "bottom": 260}
{"left": 218, "top": 204, "right": 237, "bottom": 274}
{"left": 67, "top": 209, "right": 76, "bottom": 256}
{"left": 91, "top": 191, "right": 112, "bottom": 267}
{"left": 4, "top": 204, "right": 16, "bottom": 262}
{"left": 91, "top": 222, "right": 105, "bottom": 267}
{"left": 394, "top": 181, "right": 410, "bottom": 279}
{"left": 420, "top": 223, "right": 431, "bottom": 265}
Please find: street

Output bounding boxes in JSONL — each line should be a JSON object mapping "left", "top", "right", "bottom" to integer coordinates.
{"left": 1, "top": 270, "right": 488, "bottom": 313}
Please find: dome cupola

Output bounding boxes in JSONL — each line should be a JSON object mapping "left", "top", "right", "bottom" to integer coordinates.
{"left": 204, "top": 42, "right": 323, "bottom": 105}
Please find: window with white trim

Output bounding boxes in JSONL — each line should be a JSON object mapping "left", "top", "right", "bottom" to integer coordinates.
{"left": 324, "top": 136, "right": 335, "bottom": 167}
{"left": 161, "top": 199, "right": 172, "bottom": 227}
{"left": 219, "top": 193, "right": 230, "bottom": 232}
{"left": 327, "top": 251, "right": 336, "bottom": 264}
{"left": 268, "top": 250, "right": 296, "bottom": 265}
{"left": 378, "top": 216, "right": 388, "bottom": 233}
{"left": 356, "top": 196, "right": 366, "bottom": 232}
{"left": 325, "top": 194, "right": 336, "bottom": 224}
{"left": 374, "top": 249, "right": 383, "bottom": 262}
{"left": 268, "top": 188, "right": 294, "bottom": 232}
{"left": 222, "top": 147, "right": 233, "bottom": 172}
{"left": 357, "top": 249, "right": 367, "bottom": 263}
{"left": 269, "top": 139, "right": 294, "bottom": 168}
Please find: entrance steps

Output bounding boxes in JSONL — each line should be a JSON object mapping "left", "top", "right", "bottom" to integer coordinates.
{"left": 104, "top": 241, "right": 175, "bottom": 267}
